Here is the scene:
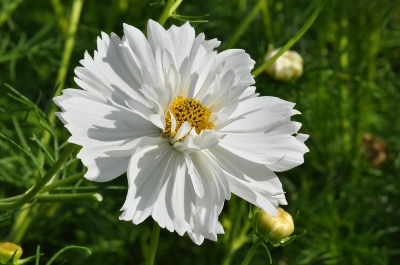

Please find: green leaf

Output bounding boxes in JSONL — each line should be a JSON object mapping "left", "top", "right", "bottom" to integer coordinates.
{"left": 0, "top": 213, "right": 14, "bottom": 227}
{"left": 5, "top": 84, "right": 55, "bottom": 138}
{"left": 0, "top": 132, "right": 44, "bottom": 177}
{"left": 172, "top": 14, "right": 210, "bottom": 23}
{"left": 30, "top": 134, "right": 55, "bottom": 163}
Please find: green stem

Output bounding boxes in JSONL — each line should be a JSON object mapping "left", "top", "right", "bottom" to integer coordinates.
{"left": 158, "top": 0, "right": 183, "bottom": 26}
{"left": 34, "top": 193, "right": 102, "bottom": 203}
{"left": 158, "top": 0, "right": 174, "bottom": 26}
{"left": 241, "top": 237, "right": 264, "bottom": 265}
{"left": 0, "top": 172, "right": 85, "bottom": 203}
{"left": 40, "top": 172, "right": 85, "bottom": 194}
{"left": 252, "top": 0, "right": 327, "bottom": 77}
{"left": 222, "top": 234, "right": 250, "bottom": 265}
{"left": 224, "top": 0, "right": 264, "bottom": 50}
{"left": 339, "top": 16, "right": 351, "bottom": 157}
{"left": 260, "top": 0, "right": 273, "bottom": 44}
{"left": 0, "top": 144, "right": 78, "bottom": 210}
{"left": 0, "top": 0, "right": 24, "bottom": 27}
{"left": 6, "top": 205, "right": 36, "bottom": 243}
{"left": 145, "top": 221, "right": 161, "bottom": 265}
{"left": 54, "top": 0, "right": 84, "bottom": 98}
{"left": 0, "top": 193, "right": 101, "bottom": 204}
{"left": 170, "top": 0, "right": 183, "bottom": 14}
{"left": 44, "top": 0, "right": 84, "bottom": 144}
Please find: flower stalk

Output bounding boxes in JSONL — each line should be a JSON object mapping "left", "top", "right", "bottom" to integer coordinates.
{"left": 44, "top": 0, "right": 84, "bottom": 144}
{"left": 145, "top": 222, "right": 161, "bottom": 265}
{"left": 33, "top": 193, "right": 103, "bottom": 203}
{"left": 158, "top": 0, "right": 183, "bottom": 26}
{"left": 224, "top": 0, "right": 264, "bottom": 50}
{"left": 252, "top": 0, "right": 327, "bottom": 77}
{"left": 241, "top": 236, "right": 264, "bottom": 265}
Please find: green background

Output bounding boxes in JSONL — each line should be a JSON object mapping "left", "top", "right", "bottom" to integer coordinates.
{"left": 0, "top": 0, "right": 399, "bottom": 264}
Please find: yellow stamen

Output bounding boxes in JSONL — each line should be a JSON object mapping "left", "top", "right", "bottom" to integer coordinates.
{"left": 163, "top": 96, "right": 214, "bottom": 139}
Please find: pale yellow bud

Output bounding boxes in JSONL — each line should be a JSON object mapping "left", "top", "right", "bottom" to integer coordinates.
{"left": 257, "top": 207, "right": 294, "bottom": 245}
{"left": 0, "top": 242, "right": 23, "bottom": 264}
{"left": 264, "top": 48, "right": 303, "bottom": 81}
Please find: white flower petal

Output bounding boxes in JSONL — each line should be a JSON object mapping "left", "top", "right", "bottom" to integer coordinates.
{"left": 148, "top": 114, "right": 166, "bottom": 130}
{"left": 120, "top": 137, "right": 171, "bottom": 223}
{"left": 121, "top": 137, "right": 196, "bottom": 237}
{"left": 227, "top": 96, "right": 295, "bottom": 120}
{"left": 83, "top": 155, "right": 131, "bottom": 182}
{"left": 58, "top": 97, "right": 158, "bottom": 182}
{"left": 123, "top": 23, "right": 155, "bottom": 67}
{"left": 167, "top": 22, "right": 195, "bottom": 68}
{"left": 171, "top": 121, "right": 192, "bottom": 143}
{"left": 207, "top": 145, "right": 287, "bottom": 212}
{"left": 184, "top": 155, "right": 204, "bottom": 198}
{"left": 188, "top": 151, "right": 230, "bottom": 243}
{"left": 215, "top": 49, "right": 255, "bottom": 87}
{"left": 296, "top": 133, "right": 309, "bottom": 143}
{"left": 76, "top": 32, "right": 150, "bottom": 106}
{"left": 125, "top": 98, "right": 155, "bottom": 120}
{"left": 218, "top": 132, "right": 309, "bottom": 170}
{"left": 238, "top": 86, "right": 257, "bottom": 100}
{"left": 147, "top": 19, "right": 176, "bottom": 65}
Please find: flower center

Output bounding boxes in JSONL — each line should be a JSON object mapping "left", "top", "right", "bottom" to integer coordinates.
{"left": 162, "top": 96, "right": 214, "bottom": 138}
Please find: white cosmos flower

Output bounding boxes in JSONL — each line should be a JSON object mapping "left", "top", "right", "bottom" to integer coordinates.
{"left": 54, "top": 20, "right": 309, "bottom": 245}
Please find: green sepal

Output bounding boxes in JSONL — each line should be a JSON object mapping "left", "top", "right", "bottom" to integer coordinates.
{"left": 248, "top": 206, "right": 261, "bottom": 232}
{"left": 0, "top": 250, "right": 17, "bottom": 265}
{"left": 0, "top": 251, "right": 36, "bottom": 265}
{"left": 261, "top": 242, "right": 273, "bottom": 264}
{"left": 274, "top": 229, "right": 306, "bottom": 247}
{"left": 15, "top": 255, "right": 40, "bottom": 265}
{"left": 293, "top": 210, "right": 300, "bottom": 221}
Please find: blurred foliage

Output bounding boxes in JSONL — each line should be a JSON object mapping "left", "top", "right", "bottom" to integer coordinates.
{"left": 1, "top": 0, "right": 400, "bottom": 264}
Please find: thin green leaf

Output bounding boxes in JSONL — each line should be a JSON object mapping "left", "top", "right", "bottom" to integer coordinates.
{"left": 0, "top": 212, "right": 14, "bottom": 227}
{"left": 261, "top": 242, "right": 273, "bottom": 264}
{"left": 46, "top": 246, "right": 91, "bottom": 265}
{"left": 31, "top": 134, "right": 55, "bottom": 163}
{"left": 0, "top": 132, "right": 44, "bottom": 176}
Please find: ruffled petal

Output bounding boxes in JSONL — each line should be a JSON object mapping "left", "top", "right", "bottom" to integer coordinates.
{"left": 75, "top": 33, "right": 148, "bottom": 107}
{"left": 147, "top": 19, "right": 176, "bottom": 65}
{"left": 187, "top": 151, "right": 230, "bottom": 244}
{"left": 56, "top": 96, "right": 159, "bottom": 182}
{"left": 120, "top": 137, "right": 196, "bottom": 237}
{"left": 215, "top": 49, "right": 255, "bottom": 88}
{"left": 218, "top": 96, "right": 309, "bottom": 171}
{"left": 167, "top": 22, "right": 195, "bottom": 68}
{"left": 207, "top": 145, "right": 287, "bottom": 216}
{"left": 218, "top": 131, "right": 309, "bottom": 171}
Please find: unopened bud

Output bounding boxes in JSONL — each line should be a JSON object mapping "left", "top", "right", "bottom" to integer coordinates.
{"left": 0, "top": 242, "right": 23, "bottom": 264}
{"left": 257, "top": 207, "right": 294, "bottom": 245}
{"left": 265, "top": 48, "right": 303, "bottom": 81}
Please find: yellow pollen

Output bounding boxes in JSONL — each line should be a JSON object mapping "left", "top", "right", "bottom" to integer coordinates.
{"left": 163, "top": 96, "right": 214, "bottom": 139}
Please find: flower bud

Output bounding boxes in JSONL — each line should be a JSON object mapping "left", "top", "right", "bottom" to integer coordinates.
{"left": 257, "top": 207, "right": 294, "bottom": 245}
{"left": 264, "top": 48, "right": 303, "bottom": 81}
{"left": 0, "top": 242, "right": 23, "bottom": 264}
